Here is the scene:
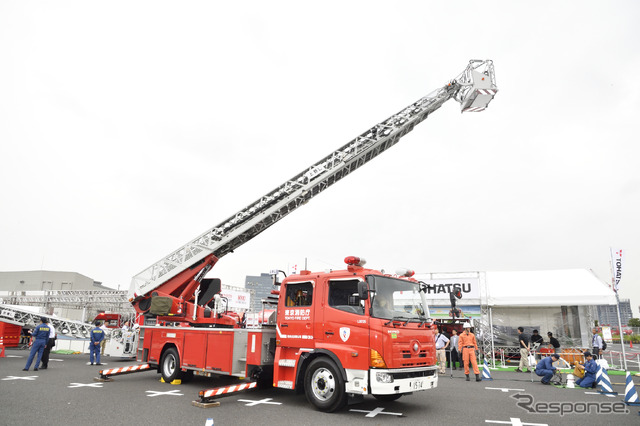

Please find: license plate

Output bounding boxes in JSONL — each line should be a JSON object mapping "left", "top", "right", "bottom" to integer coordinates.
{"left": 410, "top": 379, "right": 425, "bottom": 390}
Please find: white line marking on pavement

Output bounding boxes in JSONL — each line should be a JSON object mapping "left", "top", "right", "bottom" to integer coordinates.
{"left": 486, "top": 387, "right": 526, "bottom": 393}
{"left": 584, "top": 391, "right": 615, "bottom": 398}
{"left": 68, "top": 382, "right": 104, "bottom": 388}
{"left": 2, "top": 376, "right": 38, "bottom": 381}
{"left": 145, "top": 389, "right": 184, "bottom": 397}
{"left": 237, "top": 398, "right": 282, "bottom": 406}
{"left": 486, "top": 418, "right": 547, "bottom": 425}
{"left": 350, "top": 407, "right": 403, "bottom": 418}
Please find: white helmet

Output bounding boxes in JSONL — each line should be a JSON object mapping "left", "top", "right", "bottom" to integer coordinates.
{"left": 463, "top": 322, "right": 472, "bottom": 329}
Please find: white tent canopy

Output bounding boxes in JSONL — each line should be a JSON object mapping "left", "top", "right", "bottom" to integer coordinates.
{"left": 485, "top": 269, "right": 617, "bottom": 307}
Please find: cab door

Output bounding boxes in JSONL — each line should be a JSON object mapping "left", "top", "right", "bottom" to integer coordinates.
{"left": 319, "top": 278, "right": 369, "bottom": 371}
{"left": 278, "top": 280, "right": 315, "bottom": 350}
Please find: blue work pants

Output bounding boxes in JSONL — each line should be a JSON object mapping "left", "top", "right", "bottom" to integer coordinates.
{"left": 535, "top": 368, "right": 554, "bottom": 383}
{"left": 576, "top": 375, "right": 596, "bottom": 388}
{"left": 24, "top": 339, "right": 47, "bottom": 370}
{"left": 89, "top": 341, "right": 101, "bottom": 364}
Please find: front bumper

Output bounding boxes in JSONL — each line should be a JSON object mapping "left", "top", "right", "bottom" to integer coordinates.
{"left": 369, "top": 366, "right": 438, "bottom": 395}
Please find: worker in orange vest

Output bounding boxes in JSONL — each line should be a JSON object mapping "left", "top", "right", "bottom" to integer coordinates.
{"left": 458, "top": 322, "right": 481, "bottom": 381}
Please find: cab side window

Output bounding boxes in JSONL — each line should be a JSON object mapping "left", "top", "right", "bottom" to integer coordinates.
{"left": 285, "top": 282, "right": 313, "bottom": 307}
{"left": 328, "top": 279, "right": 364, "bottom": 315}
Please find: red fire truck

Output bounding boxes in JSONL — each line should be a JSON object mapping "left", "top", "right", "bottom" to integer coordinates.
{"left": 118, "top": 60, "right": 498, "bottom": 411}
{"left": 140, "top": 256, "right": 438, "bottom": 411}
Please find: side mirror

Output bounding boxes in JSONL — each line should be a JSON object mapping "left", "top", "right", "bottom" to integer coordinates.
{"left": 357, "top": 281, "right": 369, "bottom": 301}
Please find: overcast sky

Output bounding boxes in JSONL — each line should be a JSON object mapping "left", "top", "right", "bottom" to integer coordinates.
{"left": 1, "top": 1, "right": 639, "bottom": 318}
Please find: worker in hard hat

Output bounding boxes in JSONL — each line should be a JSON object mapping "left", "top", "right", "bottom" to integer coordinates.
{"left": 458, "top": 322, "right": 481, "bottom": 381}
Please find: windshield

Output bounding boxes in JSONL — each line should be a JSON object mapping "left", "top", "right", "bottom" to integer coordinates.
{"left": 367, "top": 275, "right": 426, "bottom": 321}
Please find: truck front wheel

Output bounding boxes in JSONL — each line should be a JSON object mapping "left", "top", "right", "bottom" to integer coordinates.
{"left": 160, "top": 347, "right": 182, "bottom": 383}
{"left": 304, "top": 358, "right": 347, "bottom": 412}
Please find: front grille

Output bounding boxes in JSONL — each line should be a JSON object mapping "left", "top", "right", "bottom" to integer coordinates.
{"left": 391, "top": 369, "right": 435, "bottom": 380}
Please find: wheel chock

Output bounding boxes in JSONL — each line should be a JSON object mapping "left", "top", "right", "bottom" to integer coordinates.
{"left": 192, "top": 400, "right": 221, "bottom": 408}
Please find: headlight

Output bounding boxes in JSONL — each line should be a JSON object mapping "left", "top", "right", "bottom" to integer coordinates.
{"left": 376, "top": 372, "right": 394, "bottom": 383}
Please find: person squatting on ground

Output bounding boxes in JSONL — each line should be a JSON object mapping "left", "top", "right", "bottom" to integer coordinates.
{"left": 515, "top": 327, "right": 530, "bottom": 372}
{"left": 23, "top": 317, "right": 50, "bottom": 371}
{"left": 458, "top": 322, "right": 481, "bottom": 381}
{"left": 575, "top": 351, "right": 598, "bottom": 388}
{"left": 447, "top": 329, "right": 460, "bottom": 370}
{"left": 535, "top": 353, "right": 559, "bottom": 385}
{"left": 90, "top": 321, "right": 105, "bottom": 365}
{"left": 40, "top": 321, "right": 57, "bottom": 369}
{"left": 435, "top": 329, "right": 450, "bottom": 374}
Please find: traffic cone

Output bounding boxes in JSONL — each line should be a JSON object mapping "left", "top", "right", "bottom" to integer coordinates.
{"left": 596, "top": 364, "right": 617, "bottom": 395}
{"left": 624, "top": 371, "right": 640, "bottom": 406}
{"left": 482, "top": 358, "right": 493, "bottom": 381}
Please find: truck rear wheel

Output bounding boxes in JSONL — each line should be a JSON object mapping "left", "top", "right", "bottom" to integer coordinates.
{"left": 160, "top": 347, "right": 182, "bottom": 383}
{"left": 304, "top": 358, "right": 347, "bottom": 412}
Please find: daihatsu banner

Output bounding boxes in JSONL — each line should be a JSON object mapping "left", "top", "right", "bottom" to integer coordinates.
{"left": 414, "top": 276, "right": 481, "bottom": 301}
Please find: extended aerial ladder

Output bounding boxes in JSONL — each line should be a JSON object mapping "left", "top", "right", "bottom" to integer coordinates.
{"left": 1, "top": 290, "right": 134, "bottom": 314}
{"left": 0, "top": 304, "right": 95, "bottom": 339}
{"left": 128, "top": 60, "right": 498, "bottom": 325}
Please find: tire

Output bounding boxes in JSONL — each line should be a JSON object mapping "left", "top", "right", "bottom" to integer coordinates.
{"left": 373, "top": 393, "right": 403, "bottom": 402}
{"left": 250, "top": 366, "right": 273, "bottom": 390}
{"left": 304, "top": 358, "right": 347, "bottom": 412}
{"left": 160, "top": 347, "right": 182, "bottom": 383}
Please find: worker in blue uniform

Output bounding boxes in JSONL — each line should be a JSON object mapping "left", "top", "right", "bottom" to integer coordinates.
{"left": 575, "top": 351, "right": 598, "bottom": 388}
{"left": 23, "top": 317, "right": 51, "bottom": 371}
{"left": 89, "top": 321, "right": 105, "bottom": 365}
{"left": 534, "top": 353, "right": 559, "bottom": 384}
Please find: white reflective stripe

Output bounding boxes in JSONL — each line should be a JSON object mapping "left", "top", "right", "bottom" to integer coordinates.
{"left": 276, "top": 326, "right": 287, "bottom": 339}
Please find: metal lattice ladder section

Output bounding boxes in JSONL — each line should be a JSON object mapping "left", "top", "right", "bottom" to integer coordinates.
{"left": 0, "top": 304, "right": 95, "bottom": 338}
{"left": 130, "top": 60, "right": 498, "bottom": 301}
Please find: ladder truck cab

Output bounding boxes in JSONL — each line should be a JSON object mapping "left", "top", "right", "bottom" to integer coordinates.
{"left": 275, "top": 256, "right": 437, "bottom": 412}
{"left": 124, "top": 59, "right": 497, "bottom": 412}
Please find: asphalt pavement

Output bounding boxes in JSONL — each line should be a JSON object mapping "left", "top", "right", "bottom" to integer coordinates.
{"left": 1, "top": 347, "right": 639, "bottom": 426}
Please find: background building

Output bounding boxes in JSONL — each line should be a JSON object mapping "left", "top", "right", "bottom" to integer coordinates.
{"left": 245, "top": 273, "right": 275, "bottom": 312}
{"left": 0, "top": 270, "right": 124, "bottom": 322}
{"left": 596, "top": 299, "right": 633, "bottom": 326}
{"left": 0, "top": 270, "right": 109, "bottom": 293}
